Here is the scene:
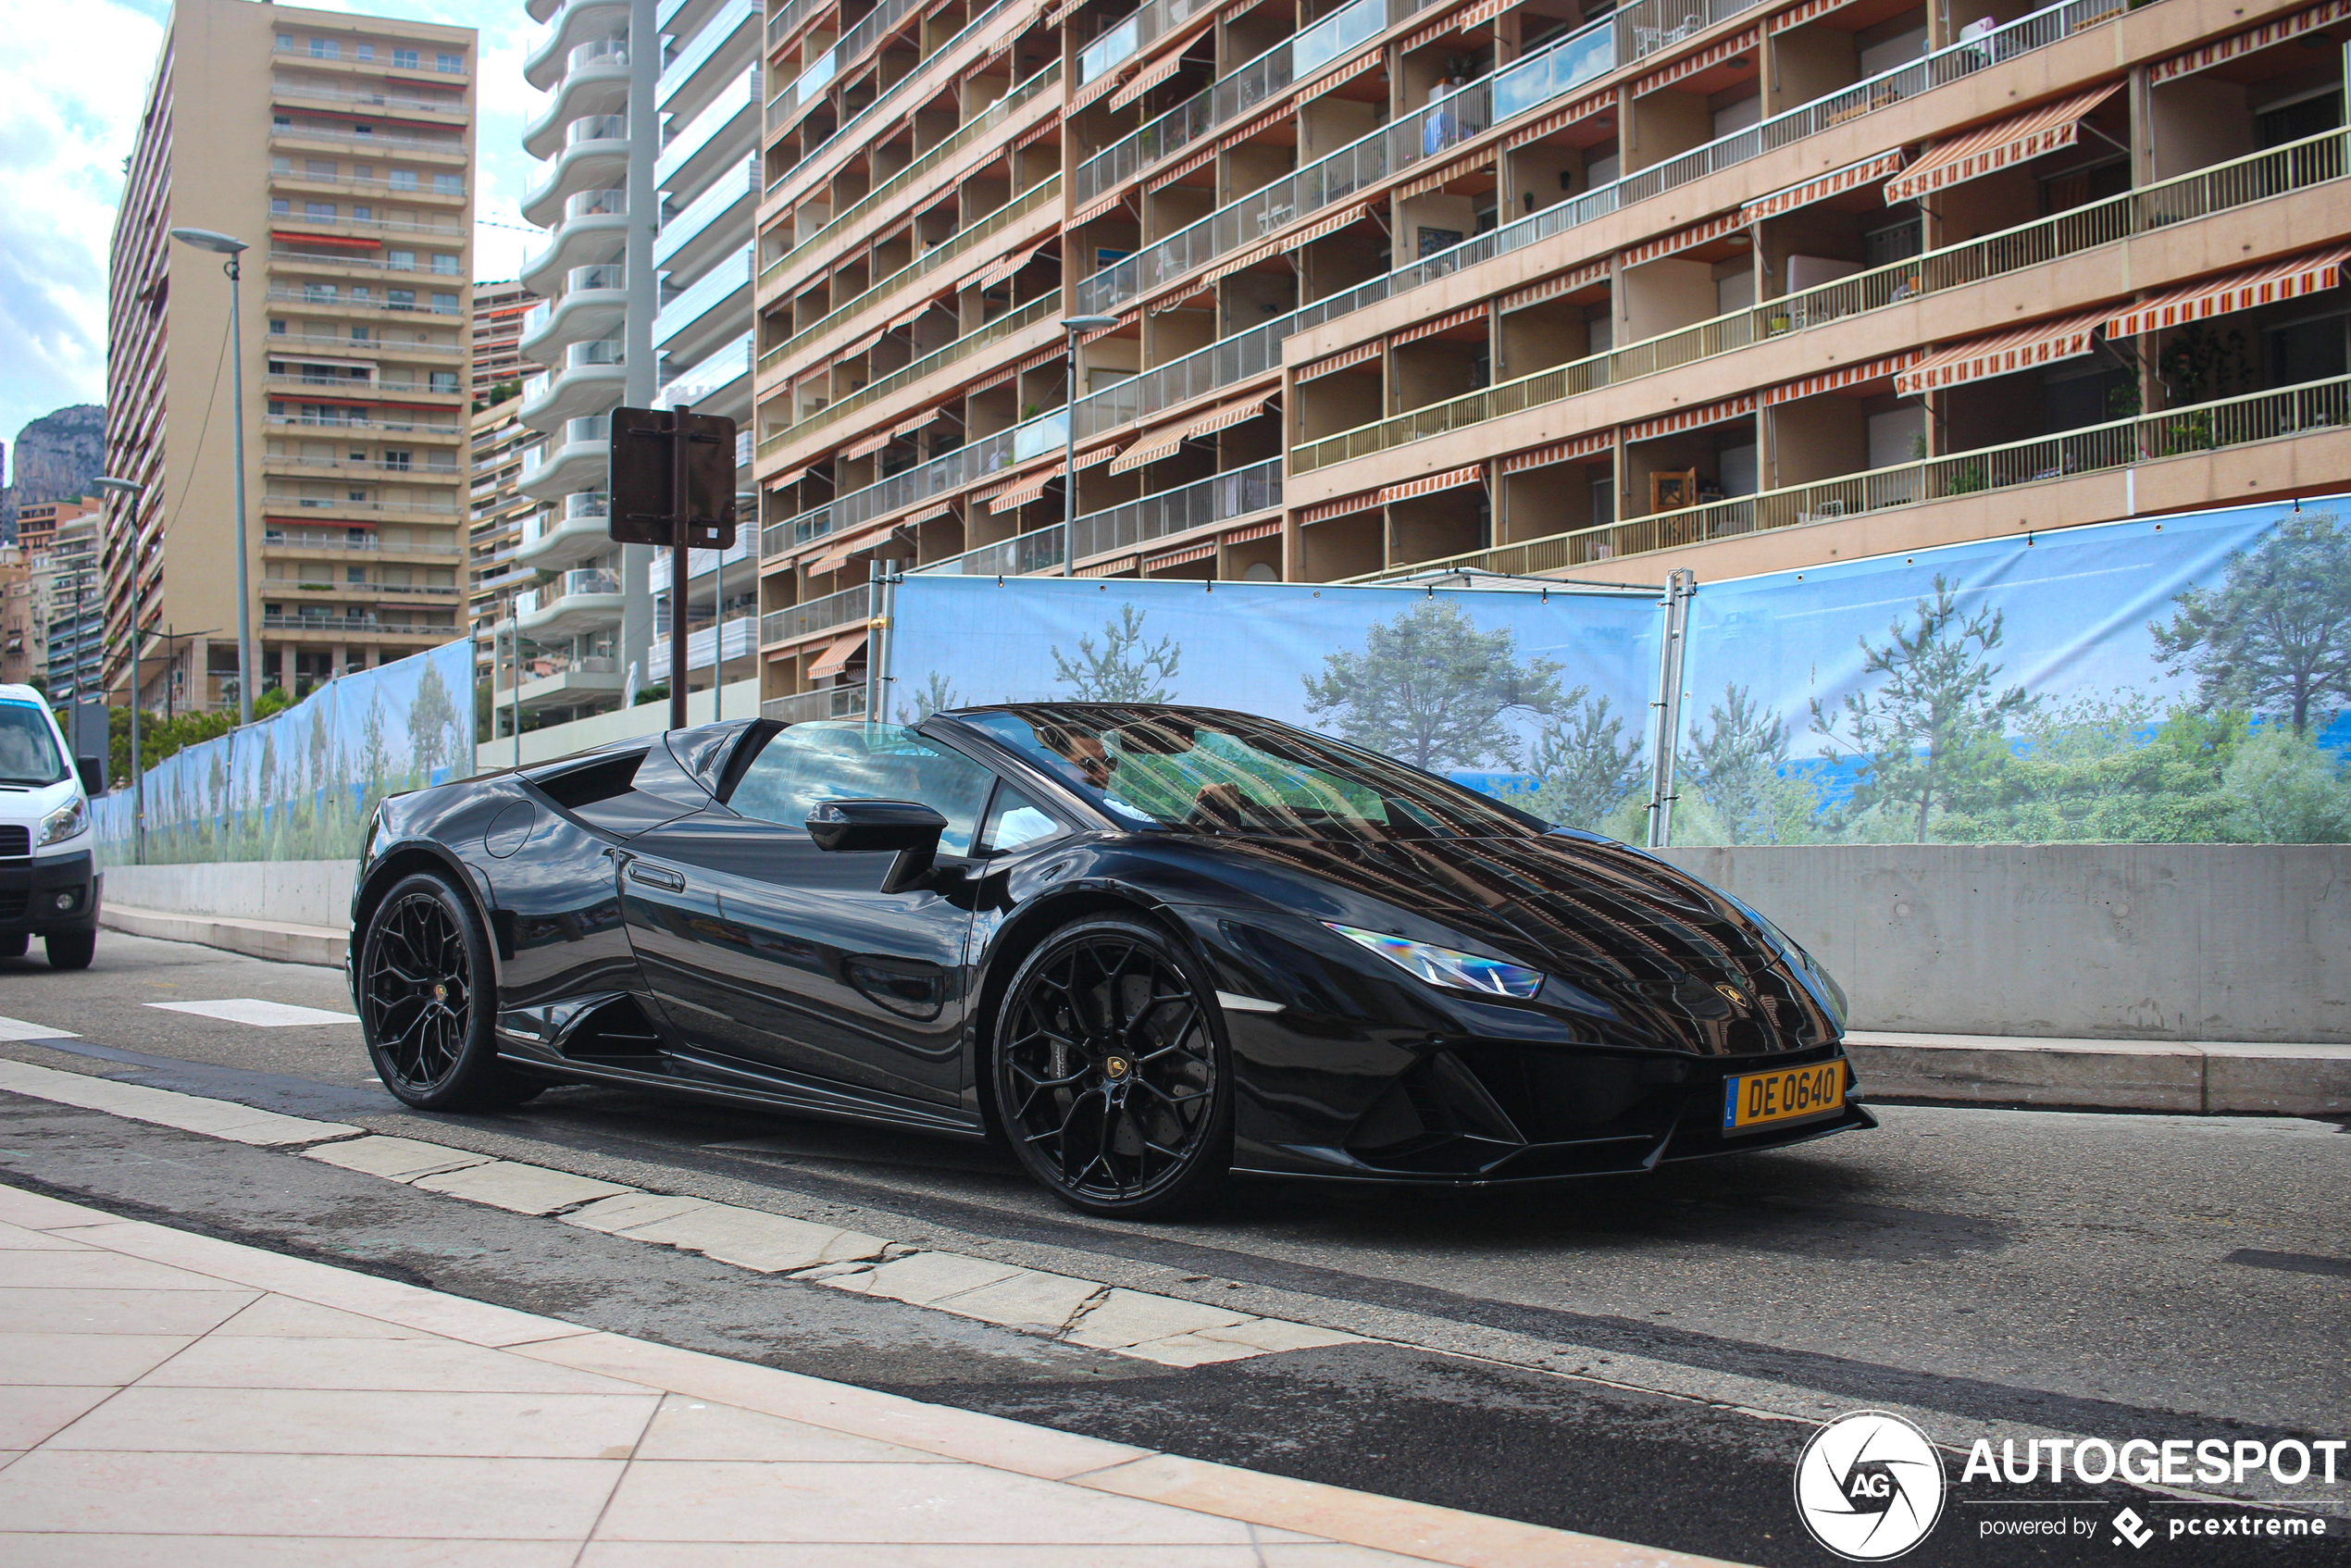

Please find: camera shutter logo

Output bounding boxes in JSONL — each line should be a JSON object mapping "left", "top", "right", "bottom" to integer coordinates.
{"left": 1794, "top": 1411, "right": 1947, "bottom": 1561}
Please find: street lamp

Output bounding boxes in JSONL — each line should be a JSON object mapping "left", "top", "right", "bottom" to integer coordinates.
{"left": 169, "top": 227, "right": 255, "bottom": 726}
{"left": 1058, "top": 316, "right": 1120, "bottom": 577}
{"left": 90, "top": 475, "right": 143, "bottom": 865}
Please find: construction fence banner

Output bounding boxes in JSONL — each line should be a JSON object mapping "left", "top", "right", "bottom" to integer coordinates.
{"left": 885, "top": 574, "right": 1671, "bottom": 837}
{"left": 1667, "top": 493, "right": 2351, "bottom": 847}
{"left": 90, "top": 639, "right": 476, "bottom": 868}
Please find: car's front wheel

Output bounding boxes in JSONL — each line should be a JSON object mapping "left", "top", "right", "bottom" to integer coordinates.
{"left": 358, "top": 872, "right": 542, "bottom": 1112}
{"left": 44, "top": 931, "right": 93, "bottom": 970}
{"left": 990, "top": 916, "right": 1232, "bottom": 1219}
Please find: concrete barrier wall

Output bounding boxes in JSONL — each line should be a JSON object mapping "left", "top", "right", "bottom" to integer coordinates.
{"left": 1655, "top": 844, "right": 2347, "bottom": 1045}
{"left": 103, "top": 845, "right": 2345, "bottom": 1044}
{"left": 106, "top": 861, "right": 355, "bottom": 933}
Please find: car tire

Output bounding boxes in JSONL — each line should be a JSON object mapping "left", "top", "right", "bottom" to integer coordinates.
{"left": 44, "top": 931, "right": 94, "bottom": 970}
{"left": 0, "top": 933, "right": 29, "bottom": 958}
{"left": 357, "top": 871, "right": 542, "bottom": 1112}
{"left": 989, "top": 915, "right": 1233, "bottom": 1220}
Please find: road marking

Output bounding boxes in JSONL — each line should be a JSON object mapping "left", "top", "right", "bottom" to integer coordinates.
{"left": 0, "top": 1016, "right": 80, "bottom": 1042}
{"left": 146, "top": 998, "right": 359, "bottom": 1027}
{"left": 0, "top": 1057, "right": 355, "bottom": 1146}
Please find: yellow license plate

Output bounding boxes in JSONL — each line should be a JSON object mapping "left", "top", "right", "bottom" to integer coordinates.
{"left": 1722, "top": 1061, "right": 1847, "bottom": 1135}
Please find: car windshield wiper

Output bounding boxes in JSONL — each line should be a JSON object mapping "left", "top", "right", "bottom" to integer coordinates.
{"left": 0, "top": 775, "right": 63, "bottom": 788}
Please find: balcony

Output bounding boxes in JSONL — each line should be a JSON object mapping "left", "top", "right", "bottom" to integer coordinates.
{"left": 518, "top": 263, "right": 628, "bottom": 361}
{"left": 647, "top": 613, "right": 756, "bottom": 674}
{"left": 520, "top": 413, "right": 613, "bottom": 499}
{"left": 767, "top": 0, "right": 918, "bottom": 141}
{"left": 761, "top": 684, "right": 866, "bottom": 723}
{"left": 758, "top": 582, "right": 871, "bottom": 648}
{"left": 657, "top": 68, "right": 756, "bottom": 194}
{"left": 521, "top": 188, "right": 628, "bottom": 294}
{"left": 522, "top": 38, "right": 631, "bottom": 158}
{"left": 524, "top": 0, "right": 631, "bottom": 89}
{"left": 517, "top": 492, "right": 615, "bottom": 569}
{"left": 655, "top": 245, "right": 752, "bottom": 359}
{"left": 659, "top": 0, "right": 756, "bottom": 113}
{"left": 263, "top": 612, "right": 454, "bottom": 639}
{"left": 762, "top": 408, "right": 1064, "bottom": 556}
{"left": 656, "top": 156, "right": 757, "bottom": 276}
{"left": 756, "top": 294, "right": 1054, "bottom": 459}
{"left": 519, "top": 337, "right": 626, "bottom": 425}
{"left": 518, "top": 566, "right": 626, "bottom": 637}
{"left": 523, "top": 116, "right": 631, "bottom": 227}
{"left": 648, "top": 530, "right": 752, "bottom": 592}
{"left": 504, "top": 655, "right": 627, "bottom": 711}
{"left": 658, "top": 331, "right": 753, "bottom": 412}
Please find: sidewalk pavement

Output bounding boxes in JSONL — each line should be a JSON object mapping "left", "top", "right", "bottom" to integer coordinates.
{"left": 0, "top": 1184, "right": 1734, "bottom": 1568}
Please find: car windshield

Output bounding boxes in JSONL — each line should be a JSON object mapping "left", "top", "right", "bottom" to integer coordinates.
{"left": 0, "top": 701, "right": 67, "bottom": 788}
{"left": 954, "top": 706, "right": 1549, "bottom": 842}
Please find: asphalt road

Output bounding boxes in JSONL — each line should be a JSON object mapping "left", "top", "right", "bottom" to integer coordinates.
{"left": 3, "top": 930, "right": 2346, "bottom": 1567}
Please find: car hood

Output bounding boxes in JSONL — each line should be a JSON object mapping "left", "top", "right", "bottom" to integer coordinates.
{"left": 1194, "top": 831, "right": 1841, "bottom": 1056}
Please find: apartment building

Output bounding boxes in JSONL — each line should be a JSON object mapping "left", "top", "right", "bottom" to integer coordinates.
{"left": 13, "top": 497, "right": 97, "bottom": 562}
{"left": 473, "top": 279, "right": 543, "bottom": 392}
{"left": 745, "top": 0, "right": 2348, "bottom": 713}
{"left": 0, "top": 549, "right": 32, "bottom": 689}
{"left": 106, "top": 0, "right": 478, "bottom": 713}
{"left": 468, "top": 392, "right": 544, "bottom": 693}
{"left": 514, "top": 0, "right": 760, "bottom": 727}
{"left": 46, "top": 515, "right": 104, "bottom": 703}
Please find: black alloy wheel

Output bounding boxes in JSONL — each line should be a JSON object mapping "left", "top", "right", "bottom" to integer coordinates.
{"left": 359, "top": 872, "right": 541, "bottom": 1112}
{"left": 992, "top": 917, "right": 1231, "bottom": 1218}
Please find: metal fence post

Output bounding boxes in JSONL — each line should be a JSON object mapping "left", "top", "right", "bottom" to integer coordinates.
{"left": 1644, "top": 568, "right": 1695, "bottom": 849}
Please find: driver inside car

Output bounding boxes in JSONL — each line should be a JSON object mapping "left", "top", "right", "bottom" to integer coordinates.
{"left": 1033, "top": 721, "right": 1246, "bottom": 827}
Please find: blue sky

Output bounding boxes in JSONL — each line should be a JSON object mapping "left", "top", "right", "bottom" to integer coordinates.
{"left": 0, "top": 0, "right": 544, "bottom": 453}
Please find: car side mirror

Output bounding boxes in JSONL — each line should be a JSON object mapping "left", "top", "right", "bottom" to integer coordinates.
{"left": 806, "top": 799, "right": 948, "bottom": 894}
{"left": 75, "top": 756, "right": 106, "bottom": 796}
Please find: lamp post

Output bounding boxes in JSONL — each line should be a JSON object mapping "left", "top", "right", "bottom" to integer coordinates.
{"left": 90, "top": 476, "right": 143, "bottom": 865}
{"left": 1058, "top": 316, "right": 1120, "bottom": 577}
{"left": 168, "top": 227, "right": 255, "bottom": 725}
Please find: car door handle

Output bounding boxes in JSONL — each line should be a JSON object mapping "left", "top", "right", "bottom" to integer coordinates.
{"left": 628, "top": 863, "right": 686, "bottom": 892}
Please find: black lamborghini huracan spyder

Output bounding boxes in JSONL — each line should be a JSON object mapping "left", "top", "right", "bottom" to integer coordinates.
{"left": 350, "top": 703, "right": 1872, "bottom": 1216}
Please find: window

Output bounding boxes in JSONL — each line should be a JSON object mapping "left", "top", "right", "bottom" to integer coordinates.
{"left": 436, "top": 52, "right": 462, "bottom": 72}
{"left": 390, "top": 168, "right": 417, "bottom": 191}
{"left": 351, "top": 205, "right": 370, "bottom": 220}
{"left": 274, "top": 116, "right": 292, "bottom": 129}
{"left": 2257, "top": 89, "right": 2342, "bottom": 151}
{"left": 387, "top": 249, "right": 416, "bottom": 270}
{"left": 979, "top": 786, "right": 1060, "bottom": 853}
{"left": 387, "top": 288, "right": 416, "bottom": 310}
{"left": 306, "top": 158, "right": 336, "bottom": 177}
{"left": 384, "top": 450, "right": 412, "bottom": 470}
{"left": 269, "top": 319, "right": 287, "bottom": 335}
{"left": 728, "top": 722, "right": 995, "bottom": 856}
{"left": 271, "top": 198, "right": 290, "bottom": 215}
{"left": 393, "top": 47, "right": 418, "bottom": 69}
{"left": 272, "top": 156, "right": 291, "bottom": 172}
{"left": 305, "top": 202, "right": 335, "bottom": 218}
{"left": 430, "top": 254, "right": 458, "bottom": 275}
{"left": 309, "top": 37, "right": 337, "bottom": 58}
{"left": 430, "top": 370, "right": 458, "bottom": 393}
{"left": 348, "top": 566, "right": 368, "bottom": 583}
{"left": 431, "top": 292, "right": 458, "bottom": 314}
{"left": 278, "top": 32, "right": 293, "bottom": 48}
{"left": 432, "top": 172, "right": 462, "bottom": 195}
{"left": 352, "top": 164, "right": 372, "bottom": 180}
{"left": 304, "top": 283, "right": 338, "bottom": 304}
{"left": 352, "top": 123, "right": 373, "bottom": 136}
{"left": 354, "top": 43, "right": 374, "bottom": 61}
{"left": 348, "top": 490, "right": 367, "bottom": 502}
{"left": 350, "top": 325, "right": 369, "bottom": 341}
{"left": 350, "top": 285, "right": 371, "bottom": 303}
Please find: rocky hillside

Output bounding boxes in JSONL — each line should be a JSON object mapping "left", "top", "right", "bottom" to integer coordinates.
{"left": 3, "top": 404, "right": 106, "bottom": 543}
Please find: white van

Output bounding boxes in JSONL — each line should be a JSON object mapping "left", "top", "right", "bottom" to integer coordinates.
{"left": 0, "top": 685, "right": 101, "bottom": 968}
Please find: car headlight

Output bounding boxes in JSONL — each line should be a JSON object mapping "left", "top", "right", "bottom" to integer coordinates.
{"left": 1325, "top": 922, "right": 1544, "bottom": 1000}
{"left": 36, "top": 797, "right": 86, "bottom": 849}
{"left": 1743, "top": 906, "right": 1848, "bottom": 1028}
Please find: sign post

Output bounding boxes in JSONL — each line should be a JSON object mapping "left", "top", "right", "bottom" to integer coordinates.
{"left": 608, "top": 406, "right": 738, "bottom": 731}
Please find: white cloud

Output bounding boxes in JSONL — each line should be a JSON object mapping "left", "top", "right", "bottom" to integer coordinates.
{"left": 0, "top": 0, "right": 549, "bottom": 450}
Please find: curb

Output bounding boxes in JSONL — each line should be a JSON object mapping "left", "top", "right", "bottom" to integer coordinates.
{"left": 1845, "top": 1032, "right": 2351, "bottom": 1117}
{"left": 101, "top": 903, "right": 348, "bottom": 967}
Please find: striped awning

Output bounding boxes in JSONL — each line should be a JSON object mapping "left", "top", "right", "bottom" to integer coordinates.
{"left": 1503, "top": 91, "right": 1611, "bottom": 148}
{"left": 893, "top": 407, "right": 946, "bottom": 437}
{"left": 840, "top": 328, "right": 887, "bottom": 358}
{"left": 1397, "top": 152, "right": 1490, "bottom": 201}
{"left": 1076, "top": 554, "right": 1140, "bottom": 577}
{"left": 1107, "top": 51, "right": 1184, "bottom": 110}
{"left": 1299, "top": 491, "right": 1378, "bottom": 524}
{"left": 840, "top": 428, "right": 894, "bottom": 459}
{"left": 975, "top": 241, "right": 1049, "bottom": 291}
{"left": 1046, "top": 0, "right": 1085, "bottom": 24}
{"left": 987, "top": 463, "right": 1064, "bottom": 511}
{"left": 1299, "top": 341, "right": 1383, "bottom": 380}
{"left": 2152, "top": 0, "right": 2351, "bottom": 81}
{"left": 1393, "top": 304, "right": 1487, "bottom": 345}
{"left": 1219, "top": 106, "right": 1291, "bottom": 154}
{"left": 1182, "top": 392, "right": 1275, "bottom": 437}
{"left": 1769, "top": 0, "right": 1863, "bottom": 33}
{"left": 1738, "top": 150, "right": 1907, "bottom": 225}
{"left": 1306, "top": 46, "right": 1385, "bottom": 94}
{"left": 765, "top": 467, "right": 809, "bottom": 491}
{"left": 1078, "top": 308, "right": 1138, "bottom": 343}
{"left": 1895, "top": 310, "right": 2105, "bottom": 395}
{"left": 1147, "top": 540, "right": 1219, "bottom": 569}
{"left": 1763, "top": 352, "right": 1920, "bottom": 404}
{"left": 1624, "top": 393, "right": 1756, "bottom": 442}
{"left": 1500, "top": 260, "right": 1611, "bottom": 312}
{"left": 888, "top": 297, "right": 946, "bottom": 330}
{"left": 1070, "top": 190, "right": 1129, "bottom": 226}
{"left": 806, "top": 628, "right": 867, "bottom": 678}
{"left": 1108, "top": 426, "right": 1187, "bottom": 472}
{"left": 1224, "top": 516, "right": 1282, "bottom": 543}
{"left": 809, "top": 527, "right": 887, "bottom": 575}
{"left": 1399, "top": 0, "right": 1511, "bottom": 53}
{"left": 1279, "top": 201, "right": 1373, "bottom": 253}
{"left": 1145, "top": 143, "right": 1219, "bottom": 192}
{"left": 1629, "top": 29, "right": 1757, "bottom": 97}
{"left": 1015, "top": 343, "right": 1068, "bottom": 375}
{"left": 2106, "top": 247, "right": 2351, "bottom": 338}
{"left": 1075, "top": 439, "right": 1126, "bottom": 468}
{"left": 1104, "top": 396, "right": 1265, "bottom": 473}
{"left": 1014, "top": 114, "right": 1062, "bottom": 148}
{"left": 1379, "top": 465, "right": 1484, "bottom": 504}
{"left": 1069, "top": 66, "right": 1133, "bottom": 113}
{"left": 1619, "top": 214, "right": 1742, "bottom": 268}
{"left": 904, "top": 500, "right": 956, "bottom": 525}
{"left": 1500, "top": 431, "right": 1612, "bottom": 473}
{"left": 1884, "top": 82, "right": 2124, "bottom": 202}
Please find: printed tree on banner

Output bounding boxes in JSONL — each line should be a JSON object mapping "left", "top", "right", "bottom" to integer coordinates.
{"left": 1684, "top": 684, "right": 1790, "bottom": 843}
{"left": 1051, "top": 604, "right": 1180, "bottom": 701}
{"left": 899, "top": 671, "right": 964, "bottom": 723}
{"left": 1525, "top": 692, "right": 1646, "bottom": 828}
{"left": 2151, "top": 509, "right": 2351, "bottom": 735}
{"left": 411, "top": 657, "right": 458, "bottom": 781}
{"left": 1304, "top": 600, "right": 1566, "bottom": 771}
{"left": 1811, "top": 575, "right": 2033, "bottom": 842}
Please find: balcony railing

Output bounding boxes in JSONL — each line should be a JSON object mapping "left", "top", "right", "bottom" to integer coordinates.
{"left": 760, "top": 175, "right": 1059, "bottom": 379}
{"left": 766, "top": 0, "right": 1017, "bottom": 201}
{"left": 264, "top": 529, "right": 463, "bottom": 553}
{"left": 772, "top": 0, "right": 922, "bottom": 136}
{"left": 263, "top": 613, "right": 454, "bottom": 634}
{"left": 1354, "top": 376, "right": 2351, "bottom": 581}
{"left": 1068, "top": 458, "right": 1281, "bottom": 564}
{"left": 763, "top": 684, "right": 868, "bottom": 722}
{"left": 762, "top": 409, "right": 1064, "bottom": 554}
{"left": 763, "top": 61, "right": 1058, "bottom": 286}
{"left": 1295, "top": 126, "right": 2349, "bottom": 472}
{"left": 660, "top": 0, "right": 755, "bottom": 103}
{"left": 757, "top": 292, "right": 1057, "bottom": 454}
{"left": 271, "top": 123, "right": 466, "bottom": 154}
{"left": 658, "top": 331, "right": 753, "bottom": 407}
{"left": 657, "top": 68, "right": 756, "bottom": 188}
{"left": 263, "top": 288, "right": 462, "bottom": 317}
{"left": 271, "top": 81, "right": 468, "bottom": 116}
{"left": 656, "top": 246, "right": 753, "bottom": 346}
{"left": 760, "top": 582, "right": 872, "bottom": 646}
{"left": 656, "top": 156, "right": 758, "bottom": 268}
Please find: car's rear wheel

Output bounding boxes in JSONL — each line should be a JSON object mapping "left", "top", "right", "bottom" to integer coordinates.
{"left": 44, "top": 931, "right": 93, "bottom": 970}
{"left": 359, "top": 872, "right": 541, "bottom": 1112}
{"left": 990, "top": 916, "right": 1231, "bottom": 1219}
